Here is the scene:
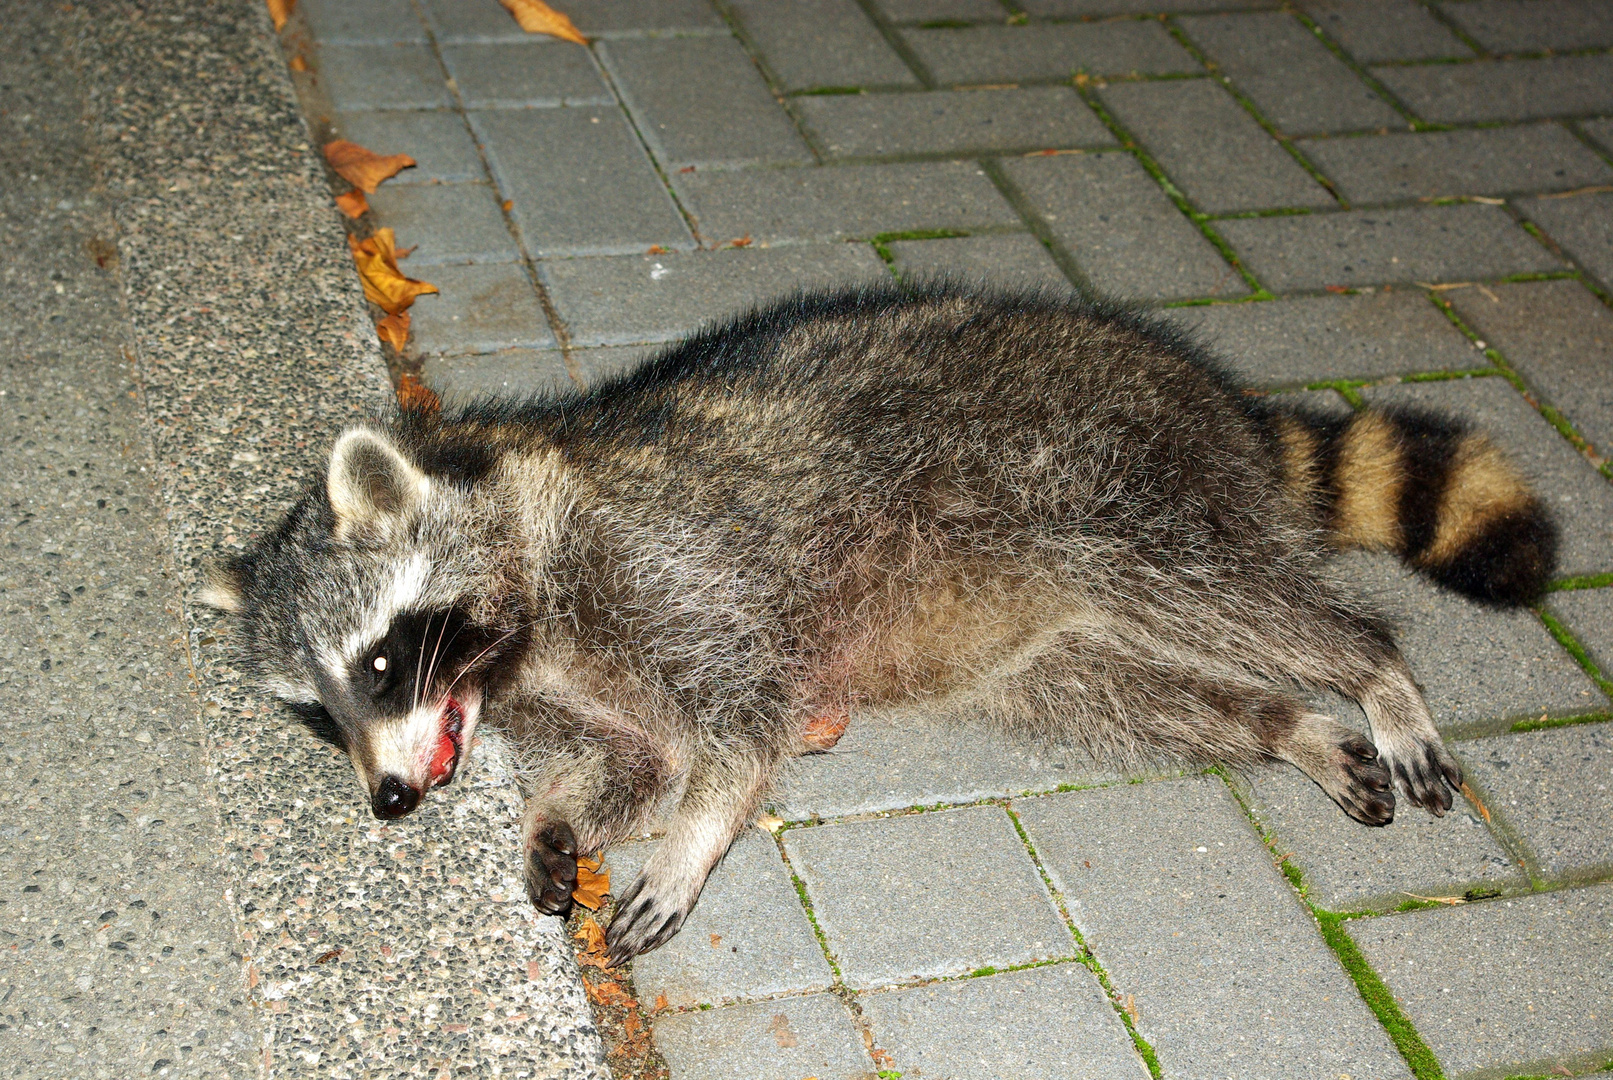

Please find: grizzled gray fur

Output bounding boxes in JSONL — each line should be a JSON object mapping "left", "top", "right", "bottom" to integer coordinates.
{"left": 205, "top": 284, "right": 1556, "bottom": 962}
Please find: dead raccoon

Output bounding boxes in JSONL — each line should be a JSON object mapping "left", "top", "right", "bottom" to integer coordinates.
{"left": 204, "top": 284, "right": 1556, "bottom": 962}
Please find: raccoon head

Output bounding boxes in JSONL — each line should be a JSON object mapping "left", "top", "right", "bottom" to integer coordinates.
{"left": 203, "top": 425, "right": 529, "bottom": 819}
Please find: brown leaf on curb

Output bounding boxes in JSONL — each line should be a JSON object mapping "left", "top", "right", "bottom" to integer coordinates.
{"left": 323, "top": 140, "right": 417, "bottom": 193}
{"left": 574, "top": 917, "right": 615, "bottom": 969}
{"left": 348, "top": 228, "right": 437, "bottom": 315}
{"left": 586, "top": 979, "right": 633, "bottom": 1007}
{"left": 266, "top": 0, "right": 295, "bottom": 31}
{"left": 397, "top": 372, "right": 440, "bottom": 411}
{"left": 376, "top": 312, "right": 410, "bottom": 352}
{"left": 334, "top": 189, "right": 369, "bottom": 219}
{"left": 498, "top": 0, "right": 588, "bottom": 44}
{"left": 288, "top": 54, "right": 308, "bottom": 72}
{"left": 572, "top": 854, "right": 610, "bottom": 911}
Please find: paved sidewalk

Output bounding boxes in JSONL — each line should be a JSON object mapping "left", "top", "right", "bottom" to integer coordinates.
{"left": 66, "top": 0, "right": 1613, "bottom": 1077}
{"left": 290, "top": 0, "right": 1613, "bottom": 1077}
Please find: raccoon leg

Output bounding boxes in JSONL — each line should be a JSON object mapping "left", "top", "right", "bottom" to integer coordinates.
{"left": 1353, "top": 655, "right": 1462, "bottom": 816}
{"left": 606, "top": 748, "right": 781, "bottom": 965}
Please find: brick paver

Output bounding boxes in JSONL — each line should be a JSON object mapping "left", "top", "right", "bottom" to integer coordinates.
{"left": 280, "top": 2, "right": 1613, "bottom": 1075}
{"left": 1349, "top": 886, "right": 1613, "bottom": 1077}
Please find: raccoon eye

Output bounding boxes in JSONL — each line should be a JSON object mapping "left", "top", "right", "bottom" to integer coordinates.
{"left": 373, "top": 655, "right": 387, "bottom": 673}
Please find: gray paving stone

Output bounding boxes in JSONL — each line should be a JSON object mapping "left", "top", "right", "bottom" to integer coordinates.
{"left": 1101, "top": 78, "right": 1335, "bottom": 214}
{"left": 1517, "top": 190, "right": 1613, "bottom": 292}
{"left": 1438, "top": 0, "right": 1613, "bottom": 54}
{"left": 607, "top": 830, "right": 833, "bottom": 1007}
{"left": 1549, "top": 587, "right": 1613, "bottom": 679}
{"left": 1179, "top": 11, "right": 1402, "bottom": 135}
{"left": 1170, "top": 288, "right": 1483, "bottom": 386}
{"left": 561, "top": 0, "right": 727, "bottom": 35}
{"left": 571, "top": 344, "right": 658, "bottom": 387}
{"left": 1021, "top": 0, "right": 1257, "bottom": 13}
{"left": 730, "top": 0, "right": 918, "bottom": 91}
{"left": 1242, "top": 755, "right": 1529, "bottom": 914}
{"left": 1016, "top": 777, "right": 1413, "bottom": 1079}
{"left": 1344, "top": 547, "right": 1604, "bottom": 733}
{"left": 877, "top": 0, "right": 1010, "bottom": 21}
{"left": 470, "top": 107, "right": 695, "bottom": 256}
{"left": 1447, "top": 278, "right": 1613, "bottom": 453}
{"left": 1300, "top": 0, "right": 1473, "bottom": 62}
{"left": 543, "top": 244, "right": 888, "bottom": 345}
{"left": 1217, "top": 203, "right": 1562, "bottom": 291}
{"left": 1300, "top": 124, "right": 1613, "bottom": 203}
{"left": 366, "top": 182, "right": 521, "bottom": 265}
{"left": 782, "top": 806, "right": 1072, "bottom": 989}
{"left": 330, "top": 110, "right": 484, "bottom": 184}
{"left": 859, "top": 965, "right": 1149, "bottom": 1080}
{"left": 652, "top": 994, "right": 874, "bottom": 1080}
{"left": 421, "top": 348, "right": 576, "bottom": 402}
{"left": 1374, "top": 53, "right": 1613, "bottom": 124}
{"left": 1363, "top": 376, "right": 1613, "bottom": 577}
{"left": 671, "top": 161, "right": 1017, "bottom": 246}
{"left": 1460, "top": 724, "right": 1613, "bottom": 882}
{"left": 1349, "top": 885, "right": 1613, "bottom": 1077}
{"left": 794, "top": 86, "right": 1114, "bottom": 159}
{"left": 901, "top": 21, "right": 1197, "bottom": 84}
{"left": 406, "top": 261, "right": 558, "bottom": 356}
{"left": 300, "top": 0, "right": 426, "bottom": 44}
{"left": 316, "top": 43, "right": 453, "bottom": 111}
{"left": 599, "top": 37, "right": 813, "bottom": 168}
{"left": 441, "top": 42, "right": 613, "bottom": 108}
{"left": 767, "top": 710, "right": 1122, "bottom": 821}
{"left": 888, "top": 232, "right": 1073, "bottom": 290}
{"left": 418, "top": 0, "right": 533, "bottom": 43}
{"left": 1002, "top": 152, "right": 1247, "bottom": 301}
{"left": 1582, "top": 117, "right": 1613, "bottom": 155}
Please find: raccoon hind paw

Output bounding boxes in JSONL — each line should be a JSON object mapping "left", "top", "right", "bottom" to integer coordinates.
{"left": 1330, "top": 732, "right": 1396, "bottom": 827}
{"left": 527, "top": 821, "right": 578, "bottom": 916}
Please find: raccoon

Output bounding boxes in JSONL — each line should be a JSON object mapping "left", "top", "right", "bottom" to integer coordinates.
{"left": 203, "top": 283, "right": 1556, "bottom": 963}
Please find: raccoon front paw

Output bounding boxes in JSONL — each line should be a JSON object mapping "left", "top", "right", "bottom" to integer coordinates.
{"left": 1332, "top": 732, "right": 1396, "bottom": 826}
{"left": 604, "top": 870, "right": 695, "bottom": 966}
{"left": 1380, "top": 734, "right": 1462, "bottom": 817}
{"left": 526, "top": 820, "right": 578, "bottom": 916}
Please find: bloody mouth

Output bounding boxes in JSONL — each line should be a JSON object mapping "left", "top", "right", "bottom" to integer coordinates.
{"left": 429, "top": 696, "right": 465, "bottom": 787}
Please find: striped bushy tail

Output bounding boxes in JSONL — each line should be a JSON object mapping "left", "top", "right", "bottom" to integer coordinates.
{"left": 1272, "top": 405, "right": 1559, "bottom": 606}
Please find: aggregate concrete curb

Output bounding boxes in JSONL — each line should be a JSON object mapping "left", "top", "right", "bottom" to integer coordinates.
{"left": 69, "top": 1, "right": 606, "bottom": 1075}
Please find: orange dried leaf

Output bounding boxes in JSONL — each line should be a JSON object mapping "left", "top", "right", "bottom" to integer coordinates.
{"left": 334, "top": 189, "right": 369, "bottom": 219}
{"left": 288, "top": 54, "right": 308, "bottom": 72}
{"left": 585, "top": 979, "right": 633, "bottom": 1007}
{"left": 397, "top": 372, "right": 440, "bottom": 412}
{"left": 498, "top": 0, "right": 588, "bottom": 44}
{"left": 323, "top": 140, "right": 417, "bottom": 193}
{"left": 802, "top": 710, "right": 849, "bottom": 750}
{"left": 376, "top": 311, "right": 410, "bottom": 351}
{"left": 573, "top": 916, "right": 615, "bottom": 969}
{"left": 572, "top": 854, "right": 610, "bottom": 911}
{"left": 266, "top": 0, "right": 294, "bottom": 31}
{"left": 347, "top": 228, "right": 437, "bottom": 316}
{"left": 653, "top": 994, "right": 668, "bottom": 1012}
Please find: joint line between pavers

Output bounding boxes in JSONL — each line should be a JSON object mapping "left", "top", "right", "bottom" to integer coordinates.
{"left": 1000, "top": 803, "right": 1165, "bottom": 1079}
{"left": 1424, "top": 289, "right": 1613, "bottom": 480}
{"left": 769, "top": 828, "right": 847, "bottom": 986}
{"left": 1073, "top": 82, "right": 1271, "bottom": 299}
{"left": 1510, "top": 200, "right": 1613, "bottom": 309}
{"left": 1435, "top": 758, "right": 1548, "bottom": 890}
{"left": 978, "top": 157, "right": 1097, "bottom": 295}
{"left": 704, "top": 0, "right": 832, "bottom": 164}
{"left": 1213, "top": 771, "right": 1450, "bottom": 1080}
{"left": 1547, "top": 573, "right": 1613, "bottom": 593}
{"left": 1159, "top": 16, "right": 1350, "bottom": 209}
{"left": 1285, "top": 7, "right": 1429, "bottom": 133}
{"left": 848, "top": 0, "right": 940, "bottom": 91}
{"left": 1566, "top": 118, "right": 1613, "bottom": 171}
{"left": 402, "top": 0, "right": 588, "bottom": 385}
{"left": 1533, "top": 607, "right": 1613, "bottom": 702}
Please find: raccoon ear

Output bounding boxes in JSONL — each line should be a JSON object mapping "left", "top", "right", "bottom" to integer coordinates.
{"left": 327, "top": 427, "right": 431, "bottom": 537}
{"left": 199, "top": 557, "right": 248, "bottom": 614}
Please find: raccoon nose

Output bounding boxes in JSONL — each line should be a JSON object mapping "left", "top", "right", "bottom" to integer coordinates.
{"left": 371, "top": 775, "right": 421, "bottom": 819}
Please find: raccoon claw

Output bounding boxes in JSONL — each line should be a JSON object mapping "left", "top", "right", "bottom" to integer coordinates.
{"left": 1388, "top": 738, "right": 1462, "bottom": 817}
{"left": 604, "top": 875, "right": 688, "bottom": 966}
{"left": 527, "top": 821, "right": 578, "bottom": 917}
{"left": 1335, "top": 733, "right": 1395, "bottom": 826}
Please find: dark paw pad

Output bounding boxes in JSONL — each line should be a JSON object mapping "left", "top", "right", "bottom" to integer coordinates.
{"left": 1337, "top": 733, "right": 1395, "bottom": 826}
{"left": 527, "top": 820, "right": 577, "bottom": 916}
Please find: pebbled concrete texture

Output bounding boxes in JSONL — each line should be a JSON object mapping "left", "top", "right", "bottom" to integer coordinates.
{"left": 40, "top": 0, "right": 610, "bottom": 1076}
{"left": 1168, "top": 288, "right": 1482, "bottom": 386}
{"left": 1016, "top": 777, "right": 1413, "bottom": 1079}
{"left": 606, "top": 829, "right": 833, "bottom": 1007}
{"left": 1458, "top": 724, "right": 1613, "bottom": 882}
{"left": 858, "top": 964, "right": 1151, "bottom": 1079}
{"left": 650, "top": 993, "right": 874, "bottom": 1080}
{"left": 1348, "top": 885, "right": 1613, "bottom": 1079}
{"left": 782, "top": 806, "right": 1072, "bottom": 990}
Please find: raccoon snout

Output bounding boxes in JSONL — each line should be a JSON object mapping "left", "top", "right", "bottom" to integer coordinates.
{"left": 372, "top": 775, "right": 422, "bottom": 819}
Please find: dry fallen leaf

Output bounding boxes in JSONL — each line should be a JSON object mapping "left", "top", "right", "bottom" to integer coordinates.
{"left": 266, "top": 0, "right": 294, "bottom": 31}
{"left": 348, "top": 228, "right": 437, "bottom": 315}
{"left": 1402, "top": 892, "right": 1467, "bottom": 905}
{"left": 498, "top": 0, "right": 588, "bottom": 44}
{"left": 288, "top": 54, "right": 308, "bottom": 72}
{"left": 376, "top": 312, "right": 410, "bottom": 351}
{"left": 397, "top": 371, "right": 440, "bottom": 411}
{"left": 323, "top": 140, "right": 417, "bottom": 193}
{"left": 585, "top": 979, "right": 633, "bottom": 1007}
{"left": 802, "top": 711, "right": 849, "bottom": 750}
{"left": 653, "top": 994, "right": 668, "bottom": 1012}
{"left": 572, "top": 854, "right": 610, "bottom": 911}
{"left": 334, "top": 189, "right": 369, "bottom": 219}
{"left": 573, "top": 916, "right": 615, "bottom": 969}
